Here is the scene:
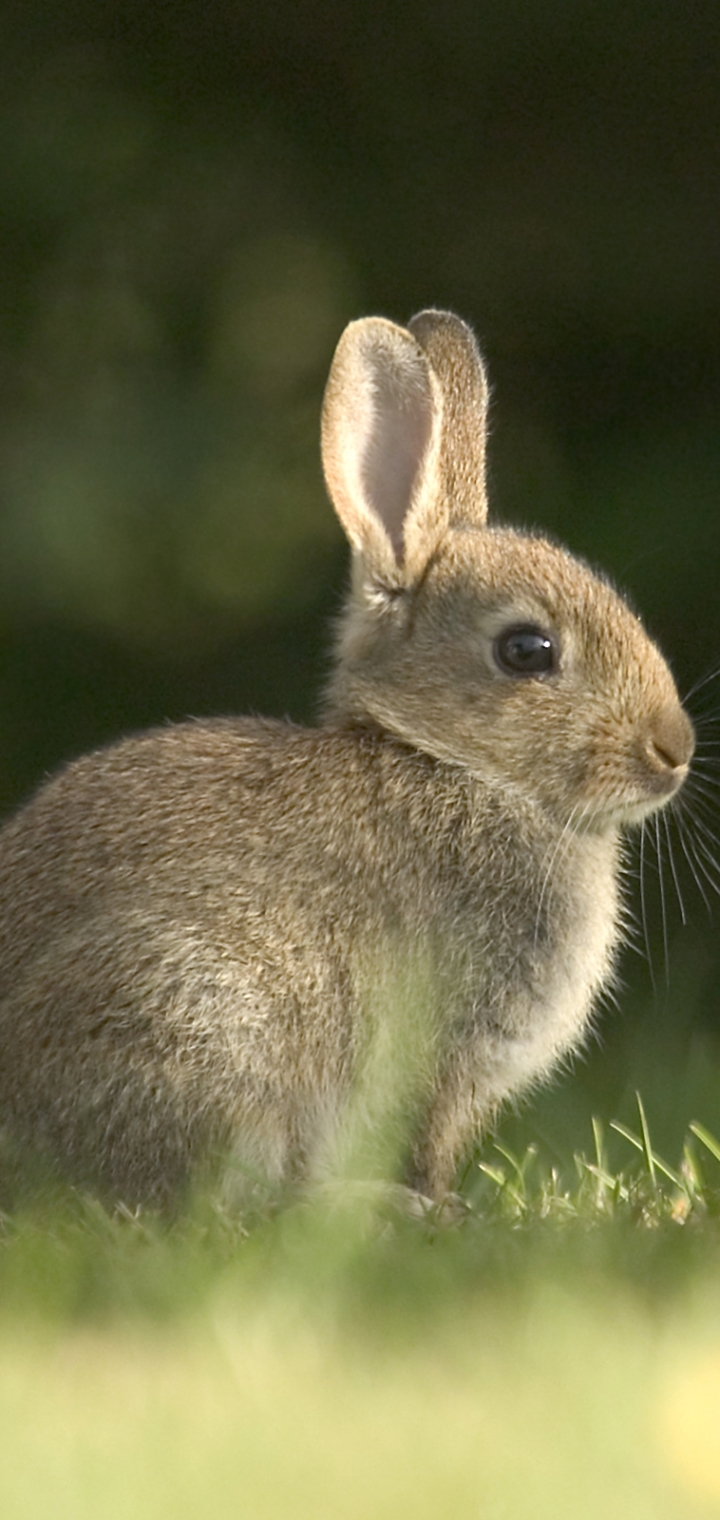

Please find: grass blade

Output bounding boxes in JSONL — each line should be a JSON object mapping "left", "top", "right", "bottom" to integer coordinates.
{"left": 635, "top": 1092, "right": 657, "bottom": 1192}
{"left": 689, "top": 1121, "right": 720, "bottom": 1165}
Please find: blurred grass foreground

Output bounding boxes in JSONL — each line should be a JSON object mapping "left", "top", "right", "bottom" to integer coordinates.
{"left": 4, "top": 1116, "right": 720, "bottom": 1520}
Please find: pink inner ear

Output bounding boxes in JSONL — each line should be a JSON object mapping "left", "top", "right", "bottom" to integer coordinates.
{"left": 359, "top": 369, "right": 435, "bottom": 563}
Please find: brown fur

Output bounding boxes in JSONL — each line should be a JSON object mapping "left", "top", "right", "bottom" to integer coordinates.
{"left": 0, "top": 310, "right": 694, "bottom": 1208}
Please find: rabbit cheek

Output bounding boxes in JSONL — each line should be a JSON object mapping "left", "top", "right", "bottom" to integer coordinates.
{"left": 483, "top": 685, "right": 581, "bottom": 812}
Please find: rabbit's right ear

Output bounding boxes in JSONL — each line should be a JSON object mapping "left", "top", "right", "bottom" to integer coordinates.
{"left": 408, "top": 310, "right": 489, "bottom": 530}
{"left": 321, "top": 318, "right": 447, "bottom": 588}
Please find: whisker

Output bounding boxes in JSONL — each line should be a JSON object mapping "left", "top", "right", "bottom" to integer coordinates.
{"left": 686, "top": 831, "right": 720, "bottom": 898}
{"left": 685, "top": 809, "right": 720, "bottom": 848}
{"left": 638, "top": 820, "right": 656, "bottom": 993}
{"left": 533, "top": 803, "right": 583, "bottom": 953}
{"left": 686, "top": 785, "right": 720, "bottom": 815}
{"left": 662, "top": 811, "right": 687, "bottom": 925}
{"left": 692, "top": 832, "right": 720, "bottom": 885}
{"left": 675, "top": 813, "right": 713, "bottom": 914}
{"left": 690, "top": 850, "right": 720, "bottom": 903}
{"left": 692, "top": 709, "right": 720, "bottom": 720}
{"left": 688, "top": 811, "right": 720, "bottom": 860}
{"left": 688, "top": 762, "right": 720, "bottom": 784}
{"left": 684, "top": 777, "right": 720, "bottom": 805}
{"left": 689, "top": 797, "right": 720, "bottom": 830}
{"left": 683, "top": 665, "right": 720, "bottom": 704}
{"left": 654, "top": 814, "right": 670, "bottom": 986}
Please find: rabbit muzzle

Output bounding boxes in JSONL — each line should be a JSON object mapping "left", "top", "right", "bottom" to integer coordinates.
{"left": 639, "top": 703, "right": 695, "bottom": 797}
{"left": 589, "top": 701, "right": 695, "bottom": 830}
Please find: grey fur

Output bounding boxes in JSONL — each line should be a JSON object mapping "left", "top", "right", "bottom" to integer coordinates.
{"left": 0, "top": 311, "right": 693, "bottom": 1207}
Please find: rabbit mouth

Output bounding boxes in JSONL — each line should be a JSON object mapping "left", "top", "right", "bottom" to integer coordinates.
{"left": 584, "top": 777, "right": 688, "bottom": 832}
{"left": 578, "top": 715, "right": 694, "bottom": 832}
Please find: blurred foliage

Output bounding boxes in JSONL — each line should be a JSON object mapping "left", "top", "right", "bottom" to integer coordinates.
{"left": 0, "top": 46, "right": 354, "bottom": 649}
{"left": 0, "top": 0, "right": 718, "bottom": 1107}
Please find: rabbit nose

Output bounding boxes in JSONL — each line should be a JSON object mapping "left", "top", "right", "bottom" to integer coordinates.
{"left": 645, "top": 705, "right": 695, "bottom": 776}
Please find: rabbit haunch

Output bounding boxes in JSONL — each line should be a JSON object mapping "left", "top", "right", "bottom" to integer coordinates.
{"left": 0, "top": 310, "right": 693, "bottom": 1208}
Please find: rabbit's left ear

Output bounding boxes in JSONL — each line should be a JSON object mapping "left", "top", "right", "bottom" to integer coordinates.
{"left": 321, "top": 316, "right": 448, "bottom": 587}
{"left": 409, "top": 310, "right": 489, "bottom": 529}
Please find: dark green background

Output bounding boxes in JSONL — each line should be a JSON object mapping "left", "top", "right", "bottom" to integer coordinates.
{"left": 0, "top": 0, "right": 718, "bottom": 1162}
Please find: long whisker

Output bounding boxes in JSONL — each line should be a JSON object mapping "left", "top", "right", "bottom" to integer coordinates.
{"left": 685, "top": 831, "right": 720, "bottom": 899}
{"left": 675, "top": 812, "right": 713, "bottom": 914}
{"left": 654, "top": 814, "right": 670, "bottom": 986}
{"left": 686, "top": 808, "right": 720, "bottom": 857}
{"left": 688, "top": 767, "right": 720, "bottom": 788}
{"left": 686, "top": 813, "right": 720, "bottom": 857}
{"left": 691, "top": 832, "right": 720, "bottom": 890}
{"left": 662, "top": 810, "right": 686, "bottom": 925}
{"left": 533, "top": 803, "right": 583, "bottom": 953}
{"left": 684, "top": 777, "right": 720, "bottom": 807}
{"left": 638, "top": 820, "right": 656, "bottom": 994}
{"left": 683, "top": 664, "right": 720, "bottom": 704}
{"left": 664, "top": 696, "right": 720, "bottom": 917}
{"left": 685, "top": 808, "right": 720, "bottom": 865}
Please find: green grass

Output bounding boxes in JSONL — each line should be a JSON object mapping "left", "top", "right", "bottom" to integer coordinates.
{"left": 1, "top": 958, "right": 719, "bottom": 1519}
{"left": 3, "top": 1090, "right": 720, "bottom": 1519}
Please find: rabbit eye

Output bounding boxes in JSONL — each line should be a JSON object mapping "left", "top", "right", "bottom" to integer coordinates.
{"left": 493, "top": 624, "right": 557, "bottom": 678}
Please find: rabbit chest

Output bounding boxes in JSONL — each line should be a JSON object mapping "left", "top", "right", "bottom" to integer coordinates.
{"left": 343, "top": 750, "right": 624, "bottom": 1106}
{"left": 213, "top": 723, "right": 624, "bottom": 1109}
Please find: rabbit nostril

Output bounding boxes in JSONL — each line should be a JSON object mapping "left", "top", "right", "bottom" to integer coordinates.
{"left": 648, "top": 740, "right": 684, "bottom": 771}
{"left": 646, "top": 707, "right": 695, "bottom": 773}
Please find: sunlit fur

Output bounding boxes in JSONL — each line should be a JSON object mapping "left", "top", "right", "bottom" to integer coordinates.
{"left": 0, "top": 309, "right": 696, "bottom": 1208}
{"left": 327, "top": 526, "right": 692, "bottom": 830}
{"left": 642, "top": 681, "right": 720, "bottom": 986}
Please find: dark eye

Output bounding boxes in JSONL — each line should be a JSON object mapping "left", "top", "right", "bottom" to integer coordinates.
{"left": 493, "top": 624, "right": 558, "bottom": 678}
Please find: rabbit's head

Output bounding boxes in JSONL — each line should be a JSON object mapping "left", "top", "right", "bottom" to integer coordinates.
{"left": 322, "top": 310, "right": 694, "bottom": 832}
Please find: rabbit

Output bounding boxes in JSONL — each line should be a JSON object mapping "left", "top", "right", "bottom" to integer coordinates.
{"left": 0, "top": 309, "right": 694, "bottom": 1211}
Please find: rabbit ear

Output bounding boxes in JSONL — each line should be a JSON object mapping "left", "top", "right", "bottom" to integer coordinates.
{"left": 408, "top": 310, "right": 489, "bottom": 528}
{"left": 321, "top": 317, "right": 447, "bottom": 587}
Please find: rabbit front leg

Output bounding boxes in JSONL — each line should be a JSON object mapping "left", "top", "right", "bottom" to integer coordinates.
{"left": 404, "top": 1052, "right": 496, "bottom": 1201}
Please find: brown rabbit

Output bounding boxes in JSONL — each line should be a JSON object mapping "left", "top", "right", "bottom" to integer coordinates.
{"left": 0, "top": 311, "right": 694, "bottom": 1209}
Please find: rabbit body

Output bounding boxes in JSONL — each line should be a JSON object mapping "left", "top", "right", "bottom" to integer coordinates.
{"left": 0, "top": 310, "right": 693, "bottom": 1206}
{"left": 0, "top": 716, "right": 618, "bottom": 1204}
